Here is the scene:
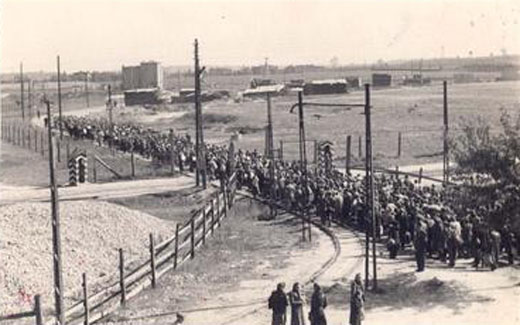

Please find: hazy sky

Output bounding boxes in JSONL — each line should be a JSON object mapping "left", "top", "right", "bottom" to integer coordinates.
{"left": 1, "top": 0, "right": 519, "bottom": 73}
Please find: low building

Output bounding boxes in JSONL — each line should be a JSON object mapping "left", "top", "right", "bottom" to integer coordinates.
{"left": 123, "top": 88, "right": 161, "bottom": 106}
{"left": 345, "top": 76, "right": 362, "bottom": 89}
{"left": 242, "top": 84, "right": 286, "bottom": 98}
{"left": 303, "top": 79, "right": 347, "bottom": 95}
{"left": 372, "top": 73, "right": 392, "bottom": 87}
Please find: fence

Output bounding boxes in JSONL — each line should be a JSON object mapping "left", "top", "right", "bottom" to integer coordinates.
{"left": 45, "top": 175, "right": 237, "bottom": 325}
{"left": 0, "top": 119, "right": 182, "bottom": 184}
{"left": 0, "top": 295, "right": 44, "bottom": 325}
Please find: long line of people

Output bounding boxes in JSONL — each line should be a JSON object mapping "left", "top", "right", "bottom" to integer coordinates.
{"left": 57, "top": 116, "right": 519, "bottom": 272}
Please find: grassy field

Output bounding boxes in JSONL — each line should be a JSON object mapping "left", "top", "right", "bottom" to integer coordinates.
{"left": 112, "top": 80, "right": 520, "bottom": 168}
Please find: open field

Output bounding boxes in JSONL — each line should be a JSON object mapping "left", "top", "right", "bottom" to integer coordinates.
{"left": 110, "top": 80, "right": 520, "bottom": 168}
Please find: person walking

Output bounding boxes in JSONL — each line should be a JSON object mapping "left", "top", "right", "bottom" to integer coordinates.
{"left": 288, "top": 282, "right": 306, "bottom": 325}
{"left": 415, "top": 222, "right": 428, "bottom": 272}
{"left": 309, "top": 283, "right": 327, "bottom": 325}
{"left": 349, "top": 273, "right": 365, "bottom": 325}
{"left": 269, "top": 282, "right": 289, "bottom": 325}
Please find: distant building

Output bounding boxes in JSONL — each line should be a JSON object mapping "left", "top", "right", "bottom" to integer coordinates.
{"left": 303, "top": 79, "right": 347, "bottom": 95}
{"left": 497, "top": 69, "right": 520, "bottom": 81}
{"left": 242, "top": 84, "right": 286, "bottom": 98}
{"left": 123, "top": 88, "right": 161, "bottom": 106}
{"left": 122, "top": 61, "right": 163, "bottom": 90}
{"left": 345, "top": 76, "right": 362, "bottom": 88}
{"left": 372, "top": 73, "right": 392, "bottom": 87}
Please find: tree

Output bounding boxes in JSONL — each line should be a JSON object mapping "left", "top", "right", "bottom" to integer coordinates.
{"left": 451, "top": 110, "right": 520, "bottom": 231}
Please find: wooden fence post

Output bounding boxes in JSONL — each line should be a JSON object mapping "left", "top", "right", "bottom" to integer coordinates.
{"left": 130, "top": 147, "right": 135, "bottom": 178}
{"left": 92, "top": 158, "right": 97, "bottom": 183}
{"left": 216, "top": 194, "right": 220, "bottom": 218}
{"left": 83, "top": 272, "right": 89, "bottom": 325}
{"left": 22, "top": 127, "right": 25, "bottom": 147}
{"left": 346, "top": 135, "right": 351, "bottom": 175}
{"left": 190, "top": 217, "right": 195, "bottom": 259}
{"left": 28, "top": 128, "right": 31, "bottom": 149}
{"left": 211, "top": 200, "right": 218, "bottom": 227}
{"left": 202, "top": 209, "right": 206, "bottom": 245}
{"left": 210, "top": 203, "right": 215, "bottom": 234}
{"left": 279, "top": 140, "right": 284, "bottom": 161}
{"left": 174, "top": 224, "right": 179, "bottom": 269}
{"left": 119, "top": 248, "right": 126, "bottom": 306}
{"left": 149, "top": 233, "right": 157, "bottom": 288}
{"left": 223, "top": 185, "right": 228, "bottom": 218}
{"left": 34, "top": 294, "right": 43, "bottom": 325}
{"left": 419, "top": 167, "right": 423, "bottom": 184}
{"left": 358, "top": 135, "right": 362, "bottom": 157}
{"left": 397, "top": 132, "right": 402, "bottom": 158}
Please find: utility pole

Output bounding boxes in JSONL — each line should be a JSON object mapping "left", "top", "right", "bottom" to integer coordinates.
{"left": 28, "top": 79, "right": 32, "bottom": 118}
{"left": 107, "top": 85, "right": 114, "bottom": 152}
{"left": 443, "top": 81, "right": 449, "bottom": 185}
{"left": 57, "top": 55, "right": 63, "bottom": 140}
{"left": 20, "top": 62, "right": 25, "bottom": 121}
{"left": 85, "top": 72, "right": 90, "bottom": 108}
{"left": 266, "top": 93, "right": 274, "bottom": 156}
{"left": 297, "top": 91, "right": 309, "bottom": 241}
{"left": 194, "top": 39, "right": 207, "bottom": 189}
{"left": 364, "top": 83, "right": 377, "bottom": 290}
{"left": 44, "top": 97, "right": 65, "bottom": 325}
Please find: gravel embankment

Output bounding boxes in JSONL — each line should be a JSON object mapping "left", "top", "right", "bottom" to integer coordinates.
{"left": 0, "top": 200, "right": 174, "bottom": 316}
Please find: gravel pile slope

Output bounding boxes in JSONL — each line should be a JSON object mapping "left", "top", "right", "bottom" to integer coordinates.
{"left": 0, "top": 200, "right": 174, "bottom": 315}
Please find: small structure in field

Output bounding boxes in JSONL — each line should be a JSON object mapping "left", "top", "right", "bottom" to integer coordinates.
{"left": 345, "top": 76, "right": 362, "bottom": 89}
{"left": 242, "top": 84, "right": 286, "bottom": 98}
{"left": 123, "top": 88, "right": 161, "bottom": 106}
{"left": 372, "top": 73, "right": 392, "bottom": 87}
{"left": 403, "top": 74, "right": 431, "bottom": 86}
{"left": 171, "top": 89, "right": 230, "bottom": 103}
{"left": 303, "top": 79, "right": 348, "bottom": 95}
{"left": 250, "top": 78, "right": 275, "bottom": 88}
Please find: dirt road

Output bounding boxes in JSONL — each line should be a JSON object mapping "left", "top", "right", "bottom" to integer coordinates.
{"left": 0, "top": 175, "right": 194, "bottom": 205}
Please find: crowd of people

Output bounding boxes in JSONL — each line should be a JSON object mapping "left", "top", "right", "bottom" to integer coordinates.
{"left": 57, "top": 115, "right": 518, "bottom": 276}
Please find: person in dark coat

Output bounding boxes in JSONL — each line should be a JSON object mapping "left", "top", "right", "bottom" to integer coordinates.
{"left": 288, "top": 282, "right": 306, "bottom": 325}
{"left": 415, "top": 223, "right": 427, "bottom": 272}
{"left": 310, "top": 283, "right": 327, "bottom": 325}
{"left": 269, "top": 282, "right": 289, "bottom": 325}
{"left": 349, "top": 273, "right": 365, "bottom": 325}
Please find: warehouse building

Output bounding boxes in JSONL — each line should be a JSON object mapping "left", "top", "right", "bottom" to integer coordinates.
{"left": 372, "top": 73, "right": 392, "bottom": 87}
{"left": 303, "top": 79, "right": 347, "bottom": 95}
{"left": 122, "top": 61, "right": 163, "bottom": 90}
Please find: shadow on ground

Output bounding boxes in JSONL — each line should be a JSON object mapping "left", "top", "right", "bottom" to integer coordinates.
{"left": 323, "top": 272, "right": 493, "bottom": 313}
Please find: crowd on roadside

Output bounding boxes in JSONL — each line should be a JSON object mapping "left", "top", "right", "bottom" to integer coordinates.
{"left": 57, "top": 115, "right": 519, "bottom": 274}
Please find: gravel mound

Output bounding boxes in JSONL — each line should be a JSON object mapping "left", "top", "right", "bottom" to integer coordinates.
{"left": 0, "top": 200, "right": 174, "bottom": 315}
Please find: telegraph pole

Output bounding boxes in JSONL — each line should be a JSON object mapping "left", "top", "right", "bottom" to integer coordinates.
{"left": 107, "top": 85, "right": 114, "bottom": 152}
{"left": 297, "top": 91, "right": 310, "bottom": 241}
{"left": 194, "top": 39, "right": 207, "bottom": 189}
{"left": 443, "top": 81, "right": 449, "bottom": 185}
{"left": 57, "top": 55, "right": 63, "bottom": 139}
{"left": 266, "top": 93, "right": 274, "bottom": 156}
{"left": 85, "top": 72, "right": 90, "bottom": 108}
{"left": 44, "top": 97, "right": 65, "bottom": 325}
{"left": 28, "top": 79, "right": 32, "bottom": 118}
{"left": 20, "top": 62, "right": 25, "bottom": 121}
{"left": 364, "top": 83, "right": 377, "bottom": 290}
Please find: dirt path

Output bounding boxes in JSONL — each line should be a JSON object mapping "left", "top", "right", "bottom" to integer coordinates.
{"left": 0, "top": 175, "right": 194, "bottom": 205}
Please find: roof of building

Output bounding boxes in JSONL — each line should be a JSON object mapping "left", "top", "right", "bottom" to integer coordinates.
{"left": 243, "top": 84, "right": 285, "bottom": 95}
{"left": 308, "top": 79, "right": 347, "bottom": 85}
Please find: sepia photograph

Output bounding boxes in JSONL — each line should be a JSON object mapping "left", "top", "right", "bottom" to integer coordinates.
{"left": 1, "top": 0, "right": 519, "bottom": 324}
